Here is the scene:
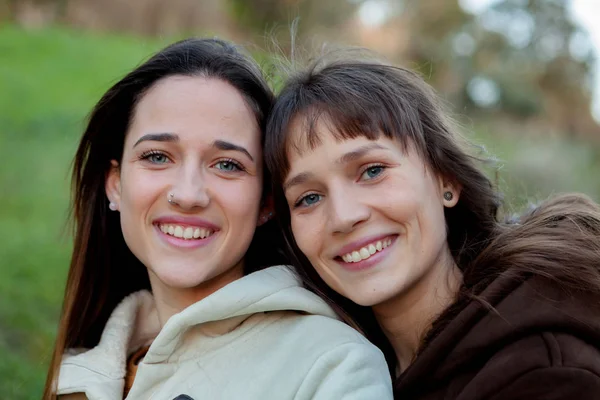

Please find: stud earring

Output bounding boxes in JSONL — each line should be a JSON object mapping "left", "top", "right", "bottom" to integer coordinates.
{"left": 109, "top": 202, "right": 117, "bottom": 211}
{"left": 262, "top": 212, "right": 273, "bottom": 223}
{"left": 443, "top": 191, "right": 453, "bottom": 201}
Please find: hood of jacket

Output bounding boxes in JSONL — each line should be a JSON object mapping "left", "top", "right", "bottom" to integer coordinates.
{"left": 396, "top": 273, "right": 600, "bottom": 396}
{"left": 57, "top": 265, "right": 341, "bottom": 397}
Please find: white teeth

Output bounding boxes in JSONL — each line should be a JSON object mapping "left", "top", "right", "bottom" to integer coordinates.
{"left": 158, "top": 224, "right": 214, "bottom": 240}
{"left": 174, "top": 226, "right": 184, "bottom": 238}
{"left": 341, "top": 238, "right": 394, "bottom": 263}
{"left": 368, "top": 244, "right": 376, "bottom": 255}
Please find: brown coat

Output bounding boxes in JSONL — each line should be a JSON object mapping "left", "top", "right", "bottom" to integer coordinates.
{"left": 395, "top": 275, "right": 600, "bottom": 399}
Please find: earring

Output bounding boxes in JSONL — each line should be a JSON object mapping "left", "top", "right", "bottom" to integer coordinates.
{"left": 443, "top": 191, "right": 453, "bottom": 201}
{"left": 109, "top": 202, "right": 117, "bottom": 211}
{"left": 262, "top": 212, "right": 273, "bottom": 223}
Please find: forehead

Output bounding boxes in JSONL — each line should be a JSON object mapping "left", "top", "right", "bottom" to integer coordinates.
{"left": 285, "top": 112, "right": 386, "bottom": 165}
{"left": 283, "top": 114, "right": 433, "bottom": 180}
{"left": 285, "top": 116, "right": 379, "bottom": 172}
{"left": 129, "top": 75, "right": 260, "bottom": 146}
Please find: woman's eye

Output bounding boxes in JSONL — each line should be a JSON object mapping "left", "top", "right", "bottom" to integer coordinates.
{"left": 141, "top": 151, "right": 170, "bottom": 164}
{"left": 297, "top": 193, "right": 322, "bottom": 208}
{"left": 215, "top": 160, "right": 242, "bottom": 172}
{"left": 360, "top": 165, "right": 384, "bottom": 180}
{"left": 149, "top": 153, "right": 168, "bottom": 164}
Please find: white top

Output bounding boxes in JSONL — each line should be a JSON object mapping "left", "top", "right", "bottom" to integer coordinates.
{"left": 57, "top": 265, "right": 393, "bottom": 399}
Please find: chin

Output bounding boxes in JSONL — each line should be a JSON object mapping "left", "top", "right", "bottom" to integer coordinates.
{"left": 342, "top": 288, "right": 395, "bottom": 308}
{"left": 153, "top": 266, "right": 215, "bottom": 289}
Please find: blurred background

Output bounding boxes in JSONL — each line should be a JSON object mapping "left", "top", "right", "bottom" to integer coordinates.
{"left": 1, "top": 0, "right": 599, "bottom": 398}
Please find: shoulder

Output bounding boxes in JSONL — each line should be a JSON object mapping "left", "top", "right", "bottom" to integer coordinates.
{"left": 467, "top": 332, "right": 600, "bottom": 399}
{"left": 267, "top": 310, "right": 380, "bottom": 355}
{"left": 251, "top": 312, "right": 393, "bottom": 399}
{"left": 491, "top": 330, "right": 600, "bottom": 370}
{"left": 294, "top": 340, "right": 393, "bottom": 400}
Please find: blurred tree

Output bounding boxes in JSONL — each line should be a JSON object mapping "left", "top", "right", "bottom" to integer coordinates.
{"left": 227, "top": 0, "right": 359, "bottom": 48}
{"left": 373, "top": 0, "right": 598, "bottom": 139}
{"left": 472, "top": 0, "right": 597, "bottom": 137}
{"left": 6, "top": 0, "right": 67, "bottom": 26}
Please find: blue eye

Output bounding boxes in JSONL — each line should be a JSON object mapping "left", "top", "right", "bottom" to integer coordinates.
{"left": 140, "top": 151, "right": 170, "bottom": 164}
{"left": 360, "top": 165, "right": 385, "bottom": 180}
{"left": 215, "top": 159, "right": 243, "bottom": 172}
{"left": 149, "top": 154, "right": 168, "bottom": 163}
{"left": 297, "top": 193, "right": 322, "bottom": 208}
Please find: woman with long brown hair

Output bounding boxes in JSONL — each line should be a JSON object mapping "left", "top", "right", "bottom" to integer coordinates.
{"left": 43, "top": 39, "right": 392, "bottom": 399}
{"left": 265, "top": 52, "right": 600, "bottom": 399}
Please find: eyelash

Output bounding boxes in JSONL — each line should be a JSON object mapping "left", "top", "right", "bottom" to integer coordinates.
{"left": 294, "top": 192, "right": 322, "bottom": 209}
{"left": 359, "top": 163, "right": 387, "bottom": 181}
{"left": 214, "top": 158, "right": 246, "bottom": 172}
{"left": 139, "top": 149, "right": 170, "bottom": 163}
{"left": 292, "top": 164, "right": 387, "bottom": 209}
{"left": 137, "top": 150, "right": 246, "bottom": 172}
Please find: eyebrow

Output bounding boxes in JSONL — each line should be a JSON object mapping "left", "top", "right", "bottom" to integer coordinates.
{"left": 284, "top": 143, "right": 388, "bottom": 192}
{"left": 212, "top": 140, "right": 254, "bottom": 162}
{"left": 133, "top": 133, "right": 179, "bottom": 147}
{"left": 283, "top": 172, "right": 314, "bottom": 192}
{"left": 336, "top": 143, "right": 387, "bottom": 165}
{"left": 133, "top": 135, "right": 254, "bottom": 161}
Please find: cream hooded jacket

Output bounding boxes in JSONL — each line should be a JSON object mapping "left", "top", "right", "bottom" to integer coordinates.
{"left": 57, "top": 266, "right": 392, "bottom": 399}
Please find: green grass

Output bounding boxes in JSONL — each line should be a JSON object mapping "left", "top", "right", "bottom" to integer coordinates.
{"left": 1, "top": 23, "right": 599, "bottom": 400}
{"left": 0, "top": 24, "right": 166, "bottom": 399}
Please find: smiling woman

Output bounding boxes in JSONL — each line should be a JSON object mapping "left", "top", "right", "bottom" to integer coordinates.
{"left": 43, "top": 39, "right": 392, "bottom": 400}
{"left": 265, "top": 52, "right": 600, "bottom": 399}
{"left": 105, "top": 76, "right": 265, "bottom": 315}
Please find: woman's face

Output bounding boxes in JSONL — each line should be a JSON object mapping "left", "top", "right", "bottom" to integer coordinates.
{"left": 283, "top": 117, "right": 459, "bottom": 306}
{"left": 106, "top": 76, "right": 266, "bottom": 294}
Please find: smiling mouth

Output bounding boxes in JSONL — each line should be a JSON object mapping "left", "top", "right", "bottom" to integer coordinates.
{"left": 338, "top": 237, "right": 394, "bottom": 263}
{"left": 157, "top": 223, "right": 215, "bottom": 240}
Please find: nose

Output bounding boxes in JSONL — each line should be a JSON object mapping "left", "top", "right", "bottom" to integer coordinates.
{"left": 168, "top": 163, "right": 210, "bottom": 211}
{"left": 328, "top": 184, "right": 370, "bottom": 234}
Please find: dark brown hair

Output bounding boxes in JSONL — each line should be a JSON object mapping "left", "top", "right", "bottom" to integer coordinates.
{"left": 264, "top": 54, "right": 600, "bottom": 373}
{"left": 43, "top": 38, "right": 287, "bottom": 399}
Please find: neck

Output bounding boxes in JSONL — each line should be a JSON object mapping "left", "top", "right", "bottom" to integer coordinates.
{"left": 373, "top": 249, "right": 462, "bottom": 373}
{"left": 148, "top": 262, "right": 245, "bottom": 327}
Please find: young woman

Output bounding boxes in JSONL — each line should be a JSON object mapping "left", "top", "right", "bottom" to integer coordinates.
{"left": 265, "top": 55, "right": 600, "bottom": 399}
{"left": 43, "top": 39, "right": 392, "bottom": 400}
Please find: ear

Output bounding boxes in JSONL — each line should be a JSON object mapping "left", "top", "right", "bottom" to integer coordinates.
{"left": 439, "top": 177, "right": 461, "bottom": 208}
{"left": 257, "top": 194, "right": 274, "bottom": 227}
{"left": 105, "top": 160, "right": 122, "bottom": 211}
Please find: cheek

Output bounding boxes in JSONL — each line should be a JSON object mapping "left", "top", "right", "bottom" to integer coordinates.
{"left": 414, "top": 185, "right": 448, "bottom": 250}
{"left": 291, "top": 213, "right": 324, "bottom": 261}
{"left": 375, "top": 179, "right": 422, "bottom": 221}
{"left": 214, "top": 177, "right": 263, "bottom": 219}
{"left": 120, "top": 168, "right": 166, "bottom": 214}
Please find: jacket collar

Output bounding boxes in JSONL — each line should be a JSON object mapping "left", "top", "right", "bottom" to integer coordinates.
{"left": 57, "top": 265, "right": 339, "bottom": 397}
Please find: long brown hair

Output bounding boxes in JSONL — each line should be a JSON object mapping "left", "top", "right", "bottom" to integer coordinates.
{"left": 43, "top": 38, "right": 286, "bottom": 399}
{"left": 264, "top": 53, "right": 600, "bottom": 372}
